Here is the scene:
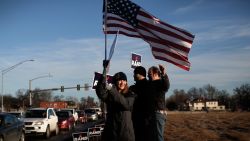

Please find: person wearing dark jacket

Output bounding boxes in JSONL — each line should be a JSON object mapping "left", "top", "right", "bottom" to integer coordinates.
{"left": 131, "top": 66, "right": 149, "bottom": 141}
{"left": 96, "top": 69, "right": 135, "bottom": 141}
{"left": 148, "top": 65, "right": 170, "bottom": 141}
{"left": 131, "top": 66, "right": 155, "bottom": 141}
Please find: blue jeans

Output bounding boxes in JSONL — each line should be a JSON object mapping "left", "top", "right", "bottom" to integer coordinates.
{"left": 155, "top": 111, "right": 166, "bottom": 141}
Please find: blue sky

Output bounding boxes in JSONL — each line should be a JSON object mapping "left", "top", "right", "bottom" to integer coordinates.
{"left": 1, "top": 0, "right": 250, "bottom": 101}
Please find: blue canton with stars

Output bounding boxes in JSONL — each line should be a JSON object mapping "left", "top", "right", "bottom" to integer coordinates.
{"left": 106, "top": 0, "right": 140, "bottom": 27}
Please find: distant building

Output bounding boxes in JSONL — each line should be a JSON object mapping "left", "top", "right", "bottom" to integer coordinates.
{"left": 188, "top": 99, "right": 225, "bottom": 111}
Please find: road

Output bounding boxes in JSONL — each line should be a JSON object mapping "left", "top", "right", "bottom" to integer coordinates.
{"left": 25, "top": 120, "right": 104, "bottom": 141}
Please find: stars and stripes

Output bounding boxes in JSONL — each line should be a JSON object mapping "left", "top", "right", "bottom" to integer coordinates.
{"left": 103, "top": 0, "right": 195, "bottom": 71}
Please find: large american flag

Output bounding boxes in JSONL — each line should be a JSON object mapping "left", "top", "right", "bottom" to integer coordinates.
{"left": 103, "top": 0, "right": 195, "bottom": 71}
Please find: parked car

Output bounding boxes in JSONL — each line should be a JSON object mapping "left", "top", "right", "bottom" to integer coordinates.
{"left": 84, "top": 108, "right": 98, "bottom": 121}
{"left": 92, "top": 107, "right": 103, "bottom": 118}
{"left": 56, "top": 111, "right": 75, "bottom": 131}
{"left": 24, "top": 108, "right": 59, "bottom": 139}
{"left": 76, "top": 110, "right": 87, "bottom": 123}
{"left": 0, "top": 113, "right": 25, "bottom": 141}
{"left": 85, "top": 107, "right": 103, "bottom": 118}
{"left": 60, "top": 109, "right": 78, "bottom": 123}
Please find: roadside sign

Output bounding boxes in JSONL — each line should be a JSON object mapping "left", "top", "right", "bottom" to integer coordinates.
{"left": 131, "top": 53, "right": 142, "bottom": 68}
{"left": 72, "top": 132, "right": 88, "bottom": 141}
{"left": 95, "top": 124, "right": 105, "bottom": 132}
{"left": 88, "top": 127, "right": 102, "bottom": 137}
{"left": 92, "top": 72, "right": 113, "bottom": 89}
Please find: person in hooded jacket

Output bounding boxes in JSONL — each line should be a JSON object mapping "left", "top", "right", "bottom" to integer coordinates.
{"left": 96, "top": 61, "right": 136, "bottom": 141}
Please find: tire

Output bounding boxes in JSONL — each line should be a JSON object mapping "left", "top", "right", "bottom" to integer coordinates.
{"left": 19, "top": 132, "right": 25, "bottom": 141}
{"left": 55, "top": 125, "right": 59, "bottom": 135}
{"left": 44, "top": 126, "right": 51, "bottom": 139}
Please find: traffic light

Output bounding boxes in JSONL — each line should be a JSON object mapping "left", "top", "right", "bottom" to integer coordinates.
{"left": 61, "top": 86, "right": 64, "bottom": 92}
{"left": 84, "top": 83, "right": 89, "bottom": 91}
{"left": 77, "top": 84, "right": 80, "bottom": 91}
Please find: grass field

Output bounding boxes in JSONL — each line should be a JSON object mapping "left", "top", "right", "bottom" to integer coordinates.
{"left": 164, "top": 112, "right": 250, "bottom": 141}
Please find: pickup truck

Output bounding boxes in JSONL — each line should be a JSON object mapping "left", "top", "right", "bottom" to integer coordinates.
{"left": 24, "top": 108, "right": 59, "bottom": 139}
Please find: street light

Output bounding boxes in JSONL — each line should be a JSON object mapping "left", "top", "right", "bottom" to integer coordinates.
{"left": 29, "top": 73, "right": 52, "bottom": 106}
{"left": 1, "top": 59, "right": 34, "bottom": 112}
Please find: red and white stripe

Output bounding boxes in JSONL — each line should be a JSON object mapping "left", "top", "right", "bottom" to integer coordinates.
{"left": 104, "top": 8, "right": 195, "bottom": 71}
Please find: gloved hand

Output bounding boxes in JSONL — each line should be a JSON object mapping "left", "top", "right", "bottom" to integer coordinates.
{"left": 159, "top": 64, "right": 166, "bottom": 75}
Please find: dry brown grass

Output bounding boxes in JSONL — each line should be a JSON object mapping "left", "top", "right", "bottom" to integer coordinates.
{"left": 164, "top": 112, "right": 250, "bottom": 141}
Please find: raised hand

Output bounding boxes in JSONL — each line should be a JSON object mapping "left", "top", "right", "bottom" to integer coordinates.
{"left": 159, "top": 64, "right": 166, "bottom": 75}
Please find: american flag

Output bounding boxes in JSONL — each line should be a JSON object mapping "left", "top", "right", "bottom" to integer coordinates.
{"left": 103, "top": 0, "right": 195, "bottom": 71}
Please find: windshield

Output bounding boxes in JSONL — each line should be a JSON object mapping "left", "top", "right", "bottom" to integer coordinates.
{"left": 25, "top": 110, "right": 47, "bottom": 118}
{"left": 85, "top": 109, "right": 95, "bottom": 114}
{"left": 9, "top": 113, "right": 21, "bottom": 118}
{"left": 56, "top": 112, "right": 69, "bottom": 118}
{"left": 0, "top": 116, "right": 3, "bottom": 126}
{"left": 61, "top": 109, "right": 73, "bottom": 114}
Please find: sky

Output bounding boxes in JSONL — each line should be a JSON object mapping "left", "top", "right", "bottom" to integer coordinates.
{"left": 1, "top": 0, "right": 250, "bottom": 102}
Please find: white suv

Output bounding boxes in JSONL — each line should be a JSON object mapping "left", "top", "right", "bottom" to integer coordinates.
{"left": 24, "top": 108, "right": 59, "bottom": 138}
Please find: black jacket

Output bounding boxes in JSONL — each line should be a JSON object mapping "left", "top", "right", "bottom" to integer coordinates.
{"left": 130, "top": 78, "right": 154, "bottom": 141}
{"left": 149, "top": 74, "right": 170, "bottom": 111}
{"left": 96, "top": 78, "right": 135, "bottom": 141}
{"left": 131, "top": 78, "right": 153, "bottom": 117}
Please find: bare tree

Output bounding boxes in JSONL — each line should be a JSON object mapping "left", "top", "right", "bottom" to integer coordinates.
{"left": 233, "top": 83, "right": 250, "bottom": 111}
{"left": 203, "top": 84, "right": 217, "bottom": 100}
{"left": 53, "top": 95, "right": 65, "bottom": 101}
{"left": 187, "top": 87, "right": 199, "bottom": 100}
{"left": 166, "top": 89, "right": 188, "bottom": 110}
{"left": 32, "top": 88, "right": 53, "bottom": 107}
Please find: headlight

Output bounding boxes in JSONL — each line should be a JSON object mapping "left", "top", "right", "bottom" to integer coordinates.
{"left": 91, "top": 115, "right": 96, "bottom": 117}
{"left": 34, "top": 121, "right": 44, "bottom": 125}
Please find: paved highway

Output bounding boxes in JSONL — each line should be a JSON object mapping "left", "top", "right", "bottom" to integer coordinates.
{"left": 25, "top": 120, "right": 103, "bottom": 141}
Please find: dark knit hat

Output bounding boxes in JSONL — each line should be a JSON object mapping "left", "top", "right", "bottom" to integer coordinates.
{"left": 134, "top": 66, "right": 146, "bottom": 77}
{"left": 113, "top": 72, "right": 127, "bottom": 83}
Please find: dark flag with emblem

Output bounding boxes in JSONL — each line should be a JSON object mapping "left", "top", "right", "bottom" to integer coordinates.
{"left": 103, "top": 0, "right": 195, "bottom": 71}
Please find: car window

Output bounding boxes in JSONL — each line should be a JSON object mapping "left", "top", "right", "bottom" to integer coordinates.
{"left": 25, "top": 110, "right": 46, "bottom": 118}
{"left": 0, "top": 116, "right": 3, "bottom": 126}
{"left": 85, "top": 109, "right": 96, "bottom": 113}
{"left": 48, "top": 109, "right": 55, "bottom": 117}
{"left": 61, "top": 109, "right": 73, "bottom": 114}
{"left": 5, "top": 115, "right": 14, "bottom": 125}
{"left": 8, "top": 113, "right": 21, "bottom": 118}
{"left": 77, "top": 111, "right": 84, "bottom": 115}
{"left": 56, "top": 111, "right": 69, "bottom": 117}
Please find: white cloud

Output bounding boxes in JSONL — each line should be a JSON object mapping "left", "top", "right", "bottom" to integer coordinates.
{"left": 174, "top": 0, "right": 204, "bottom": 14}
{"left": 196, "top": 23, "right": 250, "bottom": 42}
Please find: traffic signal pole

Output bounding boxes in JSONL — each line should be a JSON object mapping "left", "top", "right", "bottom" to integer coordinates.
{"left": 32, "top": 84, "right": 91, "bottom": 93}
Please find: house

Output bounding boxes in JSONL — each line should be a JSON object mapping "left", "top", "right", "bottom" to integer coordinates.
{"left": 188, "top": 99, "right": 225, "bottom": 111}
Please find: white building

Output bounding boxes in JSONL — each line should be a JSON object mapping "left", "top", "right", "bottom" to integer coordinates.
{"left": 189, "top": 99, "right": 225, "bottom": 111}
